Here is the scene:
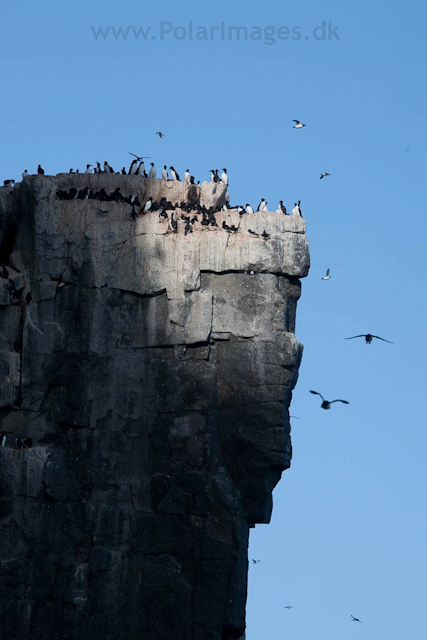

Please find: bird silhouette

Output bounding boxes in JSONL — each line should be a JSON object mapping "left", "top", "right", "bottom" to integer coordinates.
{"left": 155, "top": 131, "right": 165, "bottom": 138}
{"left": 292, "top": 119, "right": 306, "bottom": 129}
{"left": 284, "top": 606, "right": 293, "bottom": 609}
{"left": 345, "top": 334, "right": 393, "bottom": 344}
{"left": 309, "top": 390, "right": 349, "bottom": 410}
{"left": 320, "top": 172, "right": 330, "bottom": 179}
{"left": 252, "top": 559, "right": 261, "bottom": 564}
{"left": 129, "top": 152, "right": 151, "bottom": 160}
{"left": 351, "top": 615, "right": 362, "bottom": 623}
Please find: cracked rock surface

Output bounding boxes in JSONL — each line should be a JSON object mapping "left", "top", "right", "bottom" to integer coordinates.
{"left": 0, "top": 175, "right": 309, "bottom": 640}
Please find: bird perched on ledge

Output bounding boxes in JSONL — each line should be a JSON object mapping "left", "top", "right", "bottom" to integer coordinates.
{"left": 170, "top": 166, "right": 180, "bottom": 181}
{"left": 37, "top": 164, "right": 44, "bottom": 175}
{"left": 257, "top": 198, "right": 268, "bottom": 212}
{"left": 345, "top": 334, "right": 393, "bottom": 344}
{"left": 277, "top": 201, "right": 287, "bottom": 215}
{"left": 310, "top": 390, "right": 349, "bottom": 410}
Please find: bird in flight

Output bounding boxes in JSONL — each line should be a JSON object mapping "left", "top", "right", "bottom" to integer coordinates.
{"left": 129, "top": 152, "right": 151, "bottom": 160}
{"left": 321, "top": 268, "right": 331, "bottom": 280}
{"left": 320, "top": 172, "right": 330, "bottom": 179}
{"left": 284, "top": 606, "right": 293, "bottom": 609}
{"left": 292, "top": 119, "right": 306, "bottom": 129}
{"left": 351, "top": 615, "right": 362, "bottom": 623}
{"left": 309, "top": 390, "right": 349, "bottom": 410}
{"left": 290, "top": 415, "right": 300, "bottom": 420}
{"left": 252, "top": 559, "right": 261, "bottom": 564}
{"left": 345, "top": 334, "right": 393, "bottom": 344}
{"left": 155, "top": 131, "right": 165, "bottom": 138}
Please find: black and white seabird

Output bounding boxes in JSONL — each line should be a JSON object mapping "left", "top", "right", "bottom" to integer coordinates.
{"left": 345, "top": 334, "right": 393, "bottom": 344}
{"left": 129, "top": 159, "right": 138, "bottom": 175}
{"left": 121, "top": 167, "right": 126, "bottom": 175}
{"left": 3, "top": 179, "right": 15, "bottom": 186}
{"left": 104, "top": 161, "right": 114, "bottom": 173}
{"left": 142, "top": 198, "right": 152, "bottom": 214}
{"left": 170, "top": 166, "right": 180, "bottom": 181}
{"left": 291, "top": 202, "right": 302, "bottom": 217}
{"left": 292, "top": 119, "right": 306, "bottom": 129}
{"left": 15, "top": 437, "right": 24, "bottom": 449}
{"left": 309, "top": 390, "right": 349, "bottom": 410}
{"left": 155, "top": 131, "right": 165, "bottom": 138}
{"left": 276, "top": 201, "right": 287, "bottom": 215}
{"left": 137, "top": 161, "right": 146, "bottom": 176}
{"left": 95, "top": 162, "right": 102, "bottom": 174}
{"left": 284, "top": 606, "right": 293, "bottom": 610}
{"left": 246, "top": 204, "right": 254, "bottom": 215}
{"left": 221, "top": 168, "right": 228, "bottom": 186}
{"left": 37, "top": 164, "right": 44, "bottom": 175}
{"left": 351, "top": 616, "right": 362, "bottom": 623}
{"left": 320, "top": 172, "right": 330, "bottom": 179}
{"left": 257, "top": 199, "right": 268, "bottom": 212}
{"left": 252, "top": 559, "right": 261, "bottom": 564}
{"left": 1, "top": 432, "right": 6, "bottom": 446}
{"left": 321, "top": 268, "right": 331, "bottom": 280}
{"left": 169, "top": 211, "right": 178, "bottom": 232}
{"left": 248, "top": 229, "right": 259, "bottom": 237}
{"left": 149, "top": 163, "right": 156, "bottom": 179}
{"left": 22, "top": 170, "right": 28, "bottom": 178}
{"left": 69, "top": 168, "right": 74, "bottom": 174}
{"left": 85, "top": 164, "right": 92, "bottom": 174}
{"left": 262, "top": 230, "right": 270, "bottom": 240}
{"left": 162, "top": 165, "right": 168, "bottom": 181}
{"left": 184, "top": 169, "right": 191, "bottom": 183}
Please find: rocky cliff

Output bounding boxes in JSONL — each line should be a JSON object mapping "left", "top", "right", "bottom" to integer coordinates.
{"left": 0, "top": 174, "right": 309, "bottom": 640}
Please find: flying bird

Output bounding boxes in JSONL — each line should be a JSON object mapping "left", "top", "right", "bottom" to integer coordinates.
{"left": 252, "top": 560, "right": 261, "bottom": 564}
{"left": 351, "top": 615, "right": 362, "bottom": 623}
{"left": 320, "top": 172, "right": 330, "bottom": 179}
{"left": 292, "top": 120, "right": 306, "bottom": 129}
{"left": 345, "top": 334, "right": 393, "bottom": 344}
{"left": 129, "top": 152, "right": 151, "bottom": 160}
{"left": 284, "top": 606, "right": 293, "bottom": 610}
{"left": 321, "top": 268, "right": 331, "bottom": 280}
{"left": 309, "top": 390, "right": 349, "bottom": 410}
{"left": 155, "top": 131, "right": 165, "bottom": 138}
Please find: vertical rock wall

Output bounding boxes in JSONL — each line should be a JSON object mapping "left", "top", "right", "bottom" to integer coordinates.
{"left": 0, "top": 175, "right": 309, "bottom": 640}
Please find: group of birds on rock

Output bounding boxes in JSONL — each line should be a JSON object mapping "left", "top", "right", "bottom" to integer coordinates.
{"left": 1, "top": 432, "right": 32, "bottom": 449}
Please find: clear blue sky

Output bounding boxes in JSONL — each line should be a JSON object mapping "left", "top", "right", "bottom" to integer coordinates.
{"left": 1, "top": 1, "right": 426, "bottom": 638}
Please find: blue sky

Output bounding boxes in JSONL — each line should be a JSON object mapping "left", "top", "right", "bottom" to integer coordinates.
{"left": 1, "top": 0, "right": 426, "bottom": 638}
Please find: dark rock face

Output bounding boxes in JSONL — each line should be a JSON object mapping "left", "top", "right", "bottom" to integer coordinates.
{"left": 0, "top": 175, "right": 309, "bottom": 640}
